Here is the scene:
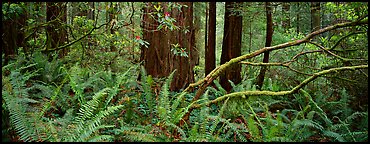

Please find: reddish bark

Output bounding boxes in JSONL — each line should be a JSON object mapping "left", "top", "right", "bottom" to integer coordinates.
{"left": 220, "top": 2, "right": 243, "bottom": 92}
{"left": 205, "top": 2, "right": 216, "bottom": 76}
{"left": 140, "top": 2, "right": 196, "bottom": 91}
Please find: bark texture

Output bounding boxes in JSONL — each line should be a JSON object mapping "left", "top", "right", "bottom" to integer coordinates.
{"left": 140, "top": 2, "right": 196, "bottom": 91}
{"left": 220, "top": 2, "right": 243, "bottom": 92}
{"left": 256, "top": 2, "right": 273, "bottom": 90}
{"left": 205, "top": 2, "right": 216, "bottom": 76}
{"left": 46, "top": 2, "right": 68, "bottom": 58}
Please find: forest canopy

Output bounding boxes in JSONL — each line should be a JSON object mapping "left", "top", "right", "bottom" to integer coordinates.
{"left": 2, "top": 2, "right": 368, "bottom": 142}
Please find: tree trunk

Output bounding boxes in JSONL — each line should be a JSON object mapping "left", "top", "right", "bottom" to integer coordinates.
{"left": 311, "top": 2, "right": 321, "bottom": 31}
{"left": 205, "top": 2, "right": 216, "bottom": 76}
{"left": 46, "top": 2, "right": 68, "bottom": 58}
{"left": 140, "top": 2, "right": 195, "bottom": 91}
{"left": 296, "top": 2, "right": 300, "bottom": 34}
{"left": 220, "top": 2, "right": 243, "bottom": 92}
{"left": 87, "top": 2, "right": 95, "bottom": 20}
{"left": 107, "top": 2, "right": 117, "bottom": 52}
{"left": 204, "top": 3, "right": 208, "bottom": 59}
{"left": 282, "top": 2, "right": 290, "bottom": 29}
{"left": 2, "top": 2, "right": 28, "bottom": 65}
{"left": 256, "top": 2, "right": 273, "bottom": 90}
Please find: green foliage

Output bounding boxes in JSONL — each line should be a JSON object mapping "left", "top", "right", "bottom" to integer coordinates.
{"left": 2, "top": 2, "right": 367, "bottom": 142}
{"left": 2, "top": 63, "right": 40, "bottom": 142}
{"left": 63, "top": 88, "right": 124, "bottom": 142}
{"left": 171, "top": 43, "right": 189, "bottom": 57}
{"left": 2, "top": 2, "right": 26, "bottom": 20}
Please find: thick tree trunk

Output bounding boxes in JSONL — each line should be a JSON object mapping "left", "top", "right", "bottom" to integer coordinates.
{"left": 256, "top": 2, "right": 273, "bottom": 90}
{"left": 46, "top": 2, "right": 67, "bottom": 58}
{"left": 220, "top": 2, "right": 242, "bottom": 92}
{"left": 205, "top": 2, "right": 216, "bottom": 76}
{"left": 140, "top": 2, "right": 195, "bottom": 91}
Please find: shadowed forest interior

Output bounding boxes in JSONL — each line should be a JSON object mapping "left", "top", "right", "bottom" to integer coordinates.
{"left": 2, "top": 2, "right": 368, "bottom": 142}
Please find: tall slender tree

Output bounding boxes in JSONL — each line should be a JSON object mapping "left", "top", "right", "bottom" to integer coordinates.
{"left": 46, "top": 2, "right": 68, "bottom": 58}
{"left": 311, "top": 2, "right": 321, "bottom": 31}
{"left": 256, "top": 2, "right": 273, "bottom": 90}
{"left": 282, "top": 2, "right": 290, "bottom": 29}
{"left": 205, "top": 2, "right": 216, "bottom": 76}
{"left": 107, "top": 2, "right": 118, "bottom": 52}
{"left": 220, "top": 2, "right": 243, "bottom": 92}
{"left": 204, "top": 3, "right": 208, "bottom": 58}
{"left": 140, "top": 2, "right": 196, "bottom": 91}
{"left": 296, "top": 2, "right": 300, "bottom": 34}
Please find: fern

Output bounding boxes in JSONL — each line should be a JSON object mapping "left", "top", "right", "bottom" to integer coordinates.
{"left": 66, "top": 63, "right": 101, "bottom": 105}
{"left": 322, "top": 130, "right": 345, "bottom": 142}
{"left": 213, "top": 80, "right": 227, "bottom": 95}
{"left": 115, "top": 124, "right": 162, "bottom": 142}
{"left": 2, "top": 63, "right": 41, "bottom": 142}
{"left": 158, "top": 69, "right": 176, "bottom": 123}
{"left": 60, "top": 88, "right": 124, "bottom": 142}
{"left": 103, "top": 65, "right": 137, "bottom": 109}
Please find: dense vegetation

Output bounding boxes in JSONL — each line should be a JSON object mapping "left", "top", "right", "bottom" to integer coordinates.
{"left": 2, "top": 2, "right": 368, "bottom": 142}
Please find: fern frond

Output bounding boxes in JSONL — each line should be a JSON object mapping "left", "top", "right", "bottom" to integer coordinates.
{"left": 166, "top": 122, "right": 187, "bottom": 139}
{"left": 122, "top": 131, "right": 159, "bottom": 142}
{"left": 87, "top": 135, "right": 114, "bottom": 142}
{"left": 213, "top": 80, "right": 227, "bottom": 95}
{"left": 3, "top": 90, "right": 38, "bottom": 142}
{"left": 65, "top": 87, "right": 123, "bottom": 142}
{"left": 75, "top": 88, "right": 110, "bottom": 124}
{"left": 208, "top": 97, "right": 230, "bottom": 136}
{"left": 170, "top": 92, "right": 187, "bottom": 115}
{"left": 247, "top": 114, "right": 261, "bottom": 141}
{"left": 322, "top": 130, "right": 345, "bottom": 142}
{"left": 269, "top": 137, "right": 293, "bottom": 142}
{"left": 2, "top": 64, "right": 41, "bottom": 142}
{"left": 292, "top": 119, "right": 324, "bottom": 131}
{"left": 341, "top": 131, "right": 368, "bottom": 142}
{"left": 158, "top": 70, "right": 176, "bottom": 123}
{"left": 345, "top": 111, "right": 367, "bottom": 123}
{"left": 104, "top": 65, "right": 137, "bottom": 108}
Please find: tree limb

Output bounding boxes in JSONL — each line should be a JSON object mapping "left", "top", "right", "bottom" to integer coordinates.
{"left": 191, "top": 65, "right": 368, "bottom": 109}
{"left": 42, "top": 21, "right": 110, "bottom": 52}
{"left": 178, "top": 17, "right": 368, "bottom": 126}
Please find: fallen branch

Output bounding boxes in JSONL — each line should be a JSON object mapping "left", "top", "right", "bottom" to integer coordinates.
{"left": 191, "top": 65, "right": 368, "bottom": 109}
{"left": 178, "top": 17, "right": 368, "bottom": 126}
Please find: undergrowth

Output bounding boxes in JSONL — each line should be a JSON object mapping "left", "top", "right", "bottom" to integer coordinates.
{"left": 2, "top": 52, "right": 368, "bottom": 142}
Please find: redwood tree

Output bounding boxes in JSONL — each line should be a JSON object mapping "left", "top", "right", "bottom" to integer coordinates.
{"left": 46, "top": 2, "right": 68, "bottom": 58}
{"left": 311, "top": 2, "right": 321, "bottom": 31}
{"left": 140, "top": 2, "right": 196, "bottom": 91}
{"left": 256, "top": 2, "right": 273, "bottom": 90}
{"left": 220, "top": 2, "right": 243, "bottom": 92}
{"left": 205, "top": 2, "right": 216, "bottom": 76}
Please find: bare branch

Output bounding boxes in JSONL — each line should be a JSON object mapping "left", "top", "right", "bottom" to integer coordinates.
{"left": 42, "top": 21, "right": 110, "bottom": 52}
{"left": 309, "top": 41, "right": 368, "bottom": 62}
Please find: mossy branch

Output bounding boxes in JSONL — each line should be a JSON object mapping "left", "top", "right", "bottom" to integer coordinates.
{"left": 191, "top": 65, "right": 368, "bottom": 109}
{"left": 184, "top": 17, "right": 368, "bottom": 101}
{"left": 178, "top": 18, "right": 368, "bottom": 125}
